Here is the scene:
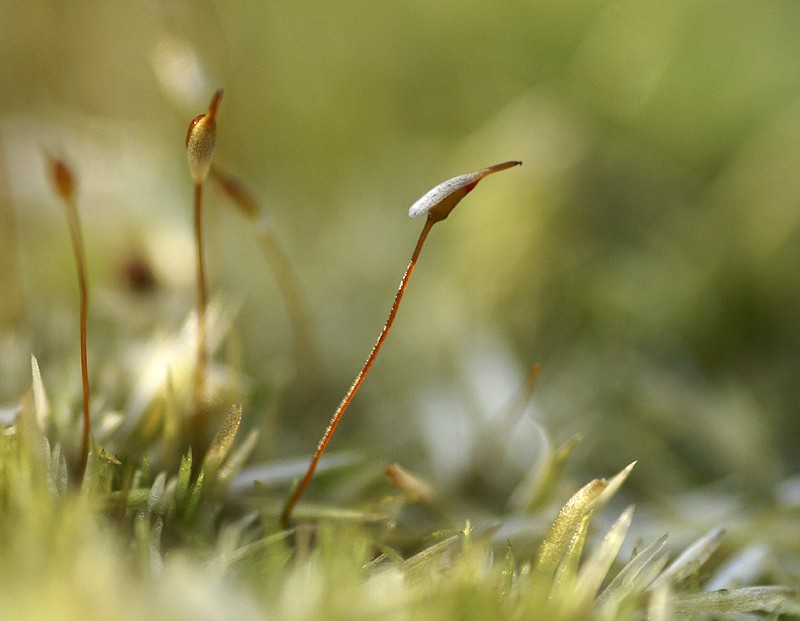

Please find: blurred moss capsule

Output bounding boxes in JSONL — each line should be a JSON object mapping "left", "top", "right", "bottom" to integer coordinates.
{"left": 48, "top": 155, "right": 76, "bottom": 203}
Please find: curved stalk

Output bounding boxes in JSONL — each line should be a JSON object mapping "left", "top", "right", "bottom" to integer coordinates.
{"left": 47, "top": 155, "right": 91, "bottom": 476}
{"left": 280, "top": 160, "right": 520, "bottom": 525}
{"left": 281, "top": 217, "right": 434, "bottom": 526}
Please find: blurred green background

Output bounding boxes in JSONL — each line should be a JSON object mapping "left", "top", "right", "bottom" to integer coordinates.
{"left": 2, "top": 0, "right": 799, "bottom": 507}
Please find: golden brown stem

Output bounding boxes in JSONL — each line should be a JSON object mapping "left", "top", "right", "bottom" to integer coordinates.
{"left": 63, "top": 193, "right": 91, "bottom": 476}
{"left": 281, "top": 217, "right": 436, "bottom": 526}
{"left": 193, "top": 181, "right": 208, "bottom": 441}
{"left": 46, "top": 155, "right": 91, "bottom": 475}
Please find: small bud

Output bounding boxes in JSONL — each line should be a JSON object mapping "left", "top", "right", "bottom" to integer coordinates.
{"left": 121, "top": 253, "right": 157, "bottom": 293}
{"left": 386, "top": 462, "right": 437, "bottom": 505}
{"left": 186, "top": 89, "right": 223, "bottom": 184}
{"left": 408, "top": 160, "right": 521, "bottom": 222}
{"left": 46, "top": 154, "right": 77, "bottom": 203}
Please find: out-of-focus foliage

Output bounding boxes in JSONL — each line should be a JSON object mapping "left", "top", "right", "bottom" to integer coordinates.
{"left": 2, "top": 392, "right": 798, "bottom": 619}
{"left": 1, "top": 0, "right": 800, "bottom": 618}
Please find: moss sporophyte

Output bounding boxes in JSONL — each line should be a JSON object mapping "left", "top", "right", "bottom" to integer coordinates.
{"left": 185, "top": 89, "right": 222, "bottom": 449}
{"left": 280, "top": 161, "right": 522, "bottom": 526}
{"left": 45, "top": 153, "right": 91, "bottom": 477}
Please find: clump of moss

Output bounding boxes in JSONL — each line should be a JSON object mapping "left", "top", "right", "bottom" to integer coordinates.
{"left": 0, "top": 94, "right": 796, "bottom": 620}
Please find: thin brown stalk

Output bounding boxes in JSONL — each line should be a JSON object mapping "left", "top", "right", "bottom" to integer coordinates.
{"left": 281, "top": 217, "right": 435, "bottom": 526}
{"left": 68, "top": 202, "right": 91, "bottom": 476}
{"left": 193, "top": 181, "right": 208, "bottom": 442}
{"left": 48, "top": 155, "right": 91, "bottom": 476}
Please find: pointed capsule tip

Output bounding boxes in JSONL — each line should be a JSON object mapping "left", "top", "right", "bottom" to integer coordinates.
{"left": 206, "top": 89, "right": 223, "bottom": 123}
{"left": 499, "top": 160, "right": 523, "bottom": 168}
{"left": 483, "top": 160, "right": 522, "bottom": 175}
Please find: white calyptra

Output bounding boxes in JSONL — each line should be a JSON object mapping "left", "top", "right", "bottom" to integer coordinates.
{"left": 408, "top": 160, "right": 521, "bottom": 222}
